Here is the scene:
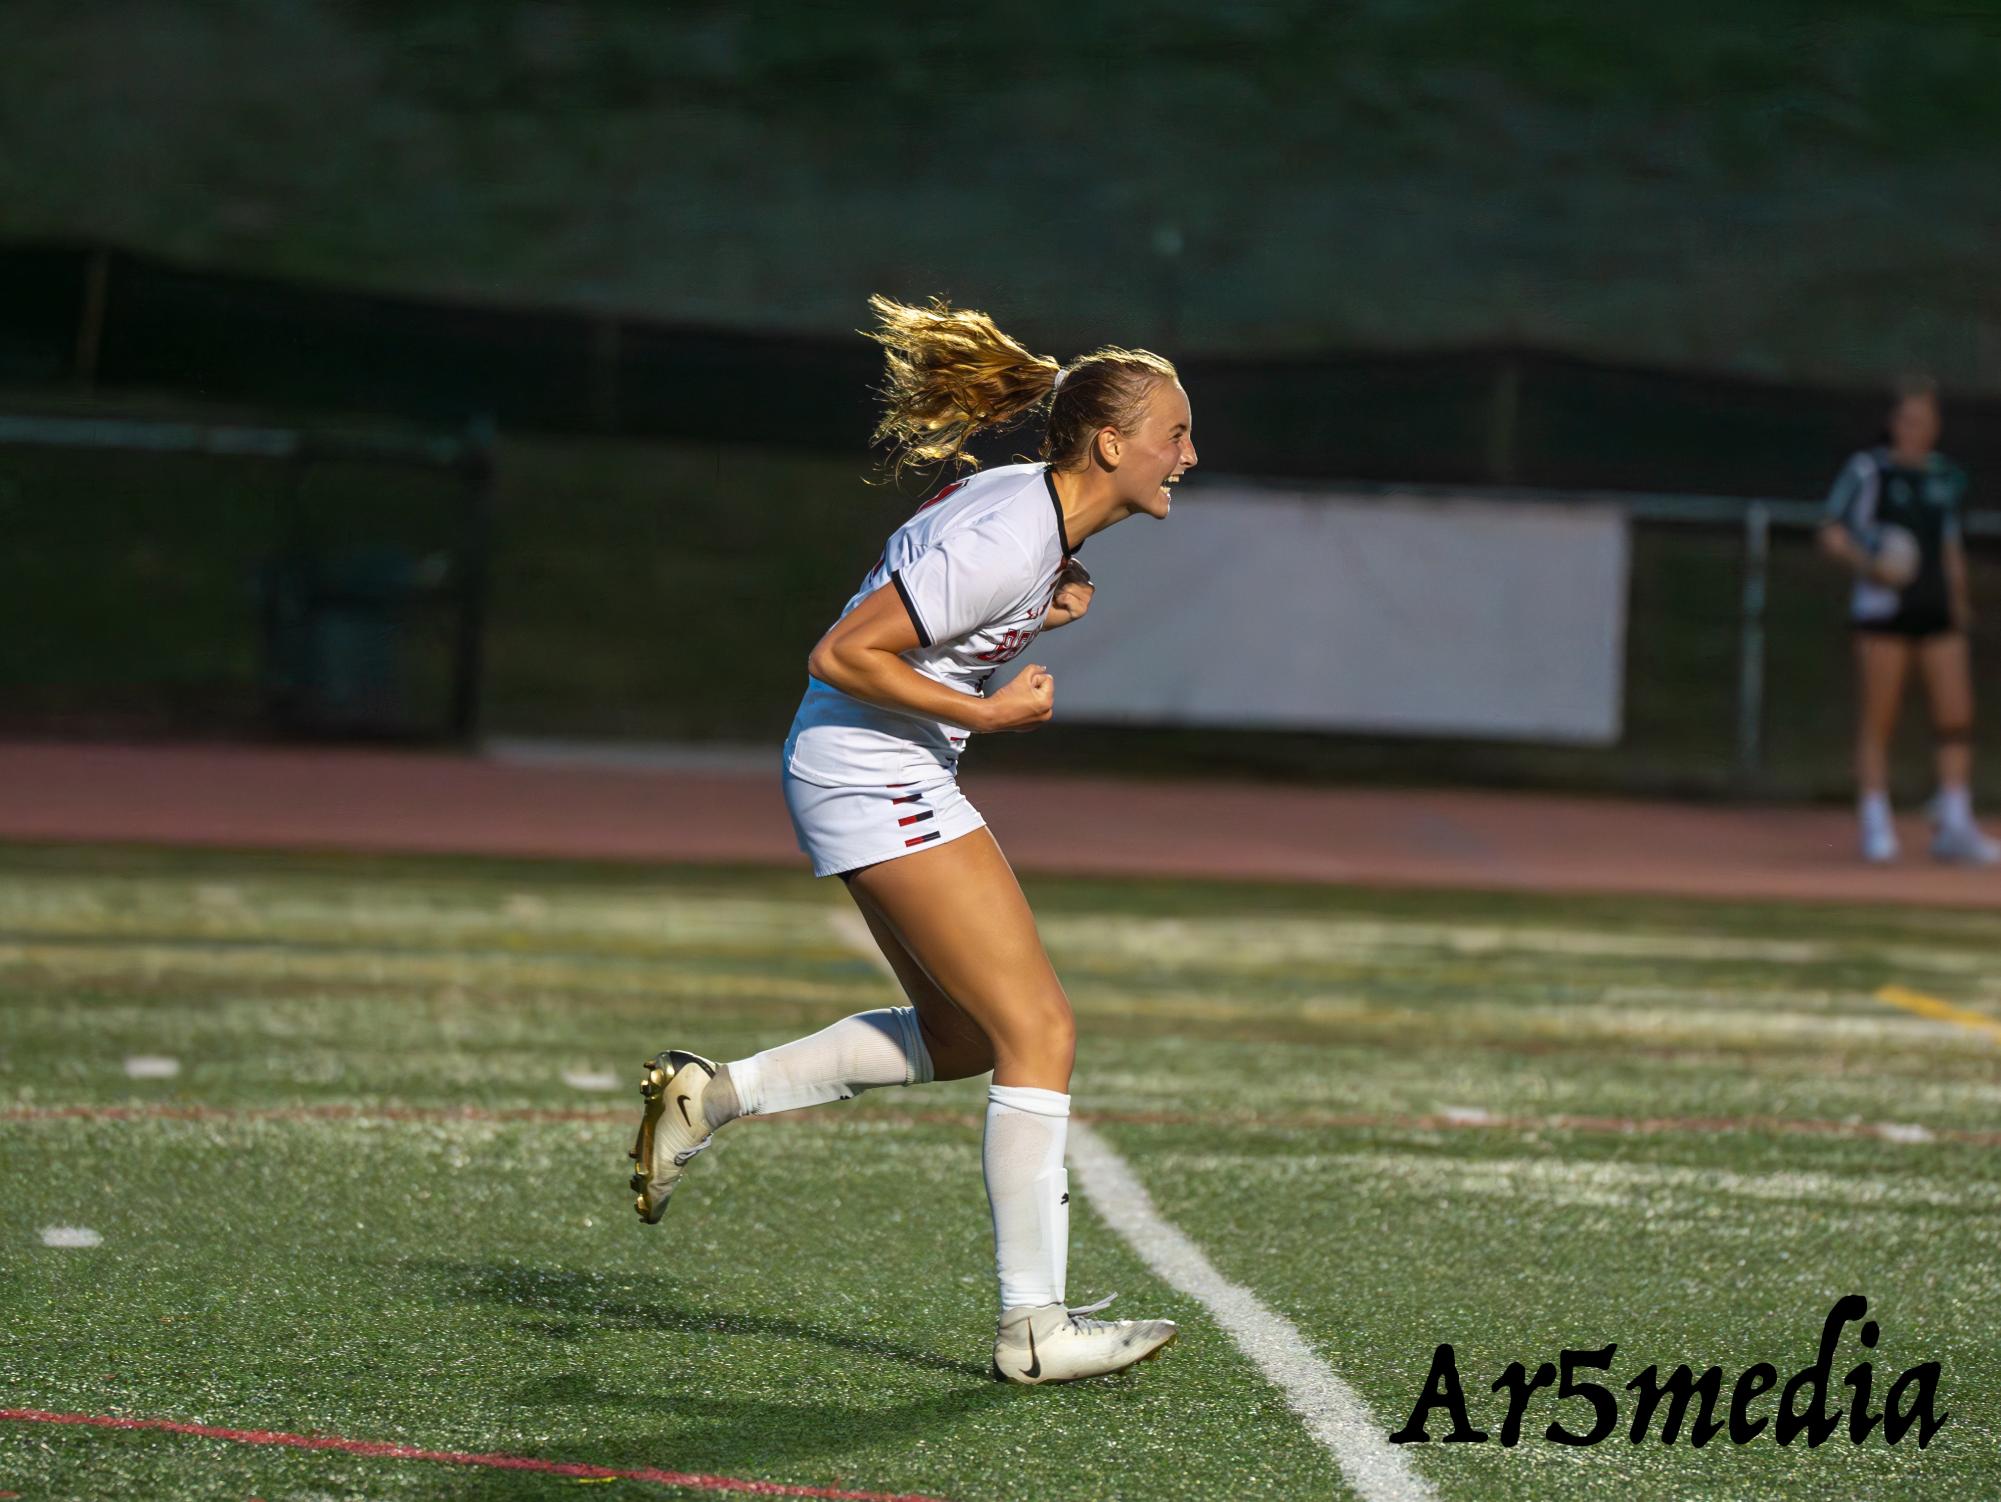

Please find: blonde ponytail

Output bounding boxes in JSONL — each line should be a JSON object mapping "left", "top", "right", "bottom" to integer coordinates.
{"left": 864, "top": 295, "right": 1059, "bottom": 478}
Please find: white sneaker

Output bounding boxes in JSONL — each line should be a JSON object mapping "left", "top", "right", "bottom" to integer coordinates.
{"left": 1861, "top": 821, "right": 1900, "bottom": 864}
{"left": 1931, "top": 823, "right": 2001, "bottom": 866}
{"left": 629, "top": 1049, "right": 718, "bottom": 1223}
{"left": 991, "top": 1295, "right": 1178, "bottom": 1385}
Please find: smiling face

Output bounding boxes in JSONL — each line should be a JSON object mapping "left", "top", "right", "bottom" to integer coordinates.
{"left": 1102, "top": 379, "right": 1197, "bottom": 520}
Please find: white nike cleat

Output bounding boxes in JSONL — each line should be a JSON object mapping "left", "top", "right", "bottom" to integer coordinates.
{"left": 1931, "top": 823, "right": 2001, "bottom": 866}
{"left": 1861, "top": 821, "right": 1900, "bottom": 864}
{"left": 990, "top": 1295, "right": 1178, "bottom": 1385}
{"left": 629, "top": 1049, "right": 718, "bottom": 1224}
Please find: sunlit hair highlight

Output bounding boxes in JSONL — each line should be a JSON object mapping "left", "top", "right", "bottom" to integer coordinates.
{"left": 864, "top": 294, "right": 1177, "bottom": 482}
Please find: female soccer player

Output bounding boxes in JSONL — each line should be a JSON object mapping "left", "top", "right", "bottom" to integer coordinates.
{"left": 627, "top": 296, "right": 1198, "bottom": 1383}
{"left": 1819, "top": 375, "right": 1996, "bottom": 864}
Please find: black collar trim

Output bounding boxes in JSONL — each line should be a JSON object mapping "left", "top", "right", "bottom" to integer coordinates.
{"left": 1043, "top": 469, "right": 1078, "bottom": 556}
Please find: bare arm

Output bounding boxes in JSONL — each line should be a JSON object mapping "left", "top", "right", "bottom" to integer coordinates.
{"left": 1818, "top": 521, "right": 1874, "bottom": 573}
{"left": 1819, "top": 521, "right": 1908, "bottom": 585}
{"left": 806, "top": 581, "right": 1054, "bottom": 732}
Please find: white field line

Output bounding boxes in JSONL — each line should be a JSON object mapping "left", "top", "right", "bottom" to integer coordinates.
{"left": 40, "top": 1226, "right": 103, "bottom": 1247}
{"left": 1069, "top": 1122, "right": 1435, "bottom": 1502}
{"left": 824, "top": 908, "right": 1434, "bottom": 1502}
{"left": 1877, "top": 1122, "right": 1936, "bottom": 1144}
{"left": 123, "top": 1055, "right": 180, "bottom": 1079}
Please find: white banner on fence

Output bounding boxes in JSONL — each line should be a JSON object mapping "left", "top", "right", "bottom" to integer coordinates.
{"left": 1030, "top": 484, "right": 1629, "bottom": 744}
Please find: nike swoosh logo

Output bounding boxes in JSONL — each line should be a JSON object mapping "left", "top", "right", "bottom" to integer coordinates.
{"left": 675, "top": 1094, "right": 694, "bottom": 1128}
{"left": 1024, "top": 1323, "right": 1040, "bottom": 1380}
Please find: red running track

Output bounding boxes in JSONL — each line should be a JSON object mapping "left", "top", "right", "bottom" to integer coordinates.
{"left": 2, "top": 739, "right": 1999, "bottom": 908}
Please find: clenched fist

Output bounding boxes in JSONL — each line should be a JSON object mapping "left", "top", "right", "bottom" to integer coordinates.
{"left": 982, "top": 663, "right": 1055, "bottom": 732}
{"left": 1046, "top": 560, "right": 1095, "bottom": 629}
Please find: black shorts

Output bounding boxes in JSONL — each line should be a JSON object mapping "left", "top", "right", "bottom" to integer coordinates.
{"left": 1853, "top": 607, "right": 1957, "bottom": 640}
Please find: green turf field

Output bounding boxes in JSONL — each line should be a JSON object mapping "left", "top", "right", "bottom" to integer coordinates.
{"left": 4, "top": 842, "right": 1999, "bottom": 1500}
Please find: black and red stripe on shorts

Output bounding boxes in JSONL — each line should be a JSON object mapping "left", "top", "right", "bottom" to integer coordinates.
{"left": 885, "top": 784, "right": 940, "bottom": 848}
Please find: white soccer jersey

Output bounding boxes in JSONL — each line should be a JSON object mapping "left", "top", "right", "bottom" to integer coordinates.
{"left": 784, "top": 461, "right": 1078, "bottom": 787}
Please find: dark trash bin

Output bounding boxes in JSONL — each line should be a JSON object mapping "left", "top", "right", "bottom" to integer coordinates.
{"left": 259, "top": 545, "right": 448, "bottom": 736}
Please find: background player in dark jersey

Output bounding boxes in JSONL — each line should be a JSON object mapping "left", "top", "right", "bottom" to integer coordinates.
{"left": 1819, "top": 376, "right": 1996, "bottom": 864}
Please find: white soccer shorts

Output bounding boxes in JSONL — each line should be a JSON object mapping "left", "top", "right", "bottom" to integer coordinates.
{"left": 781, "top": 769, "right": 987, "bottom": 879}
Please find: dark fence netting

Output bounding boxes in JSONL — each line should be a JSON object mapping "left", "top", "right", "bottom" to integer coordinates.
{"left": 12, "top": 241, "right": 2001, "bottom": 490}
{"left": 0, "top": 244, "right": 92, "bottom": 386}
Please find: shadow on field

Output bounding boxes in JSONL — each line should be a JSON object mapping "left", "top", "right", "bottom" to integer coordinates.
{"left": 429, "top": 1258, "right": 995, "bottom": 1381}
{"left": 414, "top": 1259, "right": 1011, "bottom": 1470}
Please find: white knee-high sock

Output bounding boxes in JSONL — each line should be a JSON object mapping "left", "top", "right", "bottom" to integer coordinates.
{"left": 984, "top": 1084, "right": 1070, "bottom": 1311}
{"left": 720, "top": 1007, "right": 934, "bottom": 1121}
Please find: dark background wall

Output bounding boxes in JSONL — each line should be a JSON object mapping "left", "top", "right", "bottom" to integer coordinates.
{"left": 4, "top": 1, "right": 1999, "bottom": 391}
{"left": 12, "top": 242, "right": 2001, "bottom": 497}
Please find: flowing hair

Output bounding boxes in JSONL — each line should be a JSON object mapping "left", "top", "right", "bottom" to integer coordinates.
{"left": 864, "top": 294, "right": 1177, "bottom": 483}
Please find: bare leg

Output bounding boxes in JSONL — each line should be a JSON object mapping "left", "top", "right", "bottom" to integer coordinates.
{"left": 1917, "top": 631, "right": 1976, "bottom": 797}
{"left": 705, "top": 829, "right": 1060, "bottom": 1122}
{"left": 846, "top": 884, "right": 996, "bottom": 1081}
{"left": 849, "top": 829, "right": 1077, "bottom": 1311}
{"left": 637, "top": 829, "right": 1073, "bottom": 1263}
{"left": 1854, "top": 633, "right": 1913, "bottom": 797}
{"left": 847, "top": 829, "right": 1075, "bottom": 1092}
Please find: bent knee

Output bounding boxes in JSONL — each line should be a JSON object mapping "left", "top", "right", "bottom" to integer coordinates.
{"left": 917, "top": 1005, "right": 996, "bottom": 1080}
{"left": 995, "top": 992, "right": 1075, "bottom": 1061}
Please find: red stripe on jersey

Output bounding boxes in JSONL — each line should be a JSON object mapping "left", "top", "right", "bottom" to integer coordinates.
{"left": 897, "top": 811, "right": 935, "bottom": 827}
{"left": 904, "top": 831, "right": 941, "bottom": 848}
{"left": 914, "top": 480, "right": 968, "bottom": 514}
{"left": 890, "top": 793, "right": 922, "bottom": 805}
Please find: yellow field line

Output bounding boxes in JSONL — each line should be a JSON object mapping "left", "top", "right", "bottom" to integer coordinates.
{"left": 1875, "top": 984, "right": 2001, "bottom": 1044}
